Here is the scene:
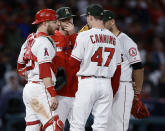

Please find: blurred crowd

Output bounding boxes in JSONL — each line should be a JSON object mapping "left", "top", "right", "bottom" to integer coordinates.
{"left": 0, "top": 0, "right": 165, "bottom": 130}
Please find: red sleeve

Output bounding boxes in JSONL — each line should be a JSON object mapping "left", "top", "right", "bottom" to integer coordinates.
{"left": 69, "top": 56, "right": 81, "bottom": 70}
{"left": 69, "top": 33, "right": 77, "bottom": 46}
{"left": 17, "top": 63, "right": 26, "bottom": 76}
{"left": 39, "top": 63, "right": 52, "bottom": 79}
{"left": 111, "top": 65, "right": 121, "bottom": 97}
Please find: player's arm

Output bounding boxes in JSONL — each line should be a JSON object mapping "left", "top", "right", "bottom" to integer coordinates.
{"left": 17, "top": 42, "right": 27, "bottom": 78}
{"left": 124, "top": 38, "right": 150, "bottom": 118}
{"left": 39, "top": 62, "right": 58, "bottom": 111}
{"left": 69, "top": 56, "right": 81, "bottom": 69}
{"left": 131, "top": 62, "right": 150, "bottom": 119}
{"left": 111, "top": 64, "right": 121, "bottom": 97}
{"left": 111, "top": 38, "right": 122, "bottom": 97}
{"left": 69, "top": 33, "right": 84, "bottom": 69}
{"left": 132, "top": 62, "right": 144, "bottom": 97}
{"left": 37, "top": 38, "right": 58, "bottom": 111}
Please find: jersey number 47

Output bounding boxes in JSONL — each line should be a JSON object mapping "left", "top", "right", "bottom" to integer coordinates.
{"left": 91, "top": 47, "right": 115, "bottom": 67}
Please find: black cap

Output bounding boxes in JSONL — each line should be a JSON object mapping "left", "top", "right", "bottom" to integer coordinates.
{"left": 103, "top": 10, "right": 115, "bottom": 22}
{"left": 56, "top": 7, "right": 76, "bottom": 20}
{"left": 81, "top": 4, "right": 104, "bottom": 17}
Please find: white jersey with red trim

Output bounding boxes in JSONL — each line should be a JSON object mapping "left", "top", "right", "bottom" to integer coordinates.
{"left": 118, "top": 32, "right": 141, "bottom": 81}
{"left": 17, "top": 35, "right": 56, "bottom": 82}
{"left": 71, "top": 28, "right": 121, "bottom": 78}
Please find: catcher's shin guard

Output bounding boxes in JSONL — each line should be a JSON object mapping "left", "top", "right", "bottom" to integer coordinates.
{"left": 43, "top": 115, "right": 64, "bottom": 131}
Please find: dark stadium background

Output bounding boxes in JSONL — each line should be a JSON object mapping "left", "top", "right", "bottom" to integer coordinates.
{"left": 0, "top": 0, "right": 165, "bottom": 131}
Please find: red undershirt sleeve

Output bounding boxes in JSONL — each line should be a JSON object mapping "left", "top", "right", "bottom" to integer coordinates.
{"left": 39, "top": 63, "right": 52, "bottom": 79}
{"left": 69, "top": 56, "right": 81, "bottom": 69}
{"left": 111, "top": 64, "right": 121, "bottom": 97}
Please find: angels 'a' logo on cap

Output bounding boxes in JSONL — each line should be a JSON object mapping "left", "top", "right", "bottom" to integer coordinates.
{"left": 65, "top": 8, "right": 70, "bottom": 15}
{"left": 129, "top": 47, "right": 137, "bottom": 56}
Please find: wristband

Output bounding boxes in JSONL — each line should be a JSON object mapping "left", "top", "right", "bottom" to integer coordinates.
{"left": 134, "top": 89, "right": 141, "bottom": 95}
{"left": 47, "top": 86, "right": 57, "bottom": 97}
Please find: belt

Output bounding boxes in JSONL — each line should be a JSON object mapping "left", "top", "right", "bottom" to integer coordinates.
{"left": 81, "top": 76, "right": 108, "bottom": 79}
{"left": 120, "top": 81, "right": 135, "bottom": 85}
{"left": 120, "top": 81, "right": 132, "bottom": 83}
{"left": 32, "top": 81, "right": 41, "bottom": 84}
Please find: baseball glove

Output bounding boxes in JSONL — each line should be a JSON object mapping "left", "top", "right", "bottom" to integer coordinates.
{"left": 54, "top": 67, "right": 66, "bottom": 91}
{"left": 79, "top": 24, "right": 90, "bottom": 33}
{"left": 131, "top": 94, "right": 150, "bottom": 119}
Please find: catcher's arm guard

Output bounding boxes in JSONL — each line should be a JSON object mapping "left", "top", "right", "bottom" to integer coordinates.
{"left": 131, "top": 94, "right": 150, "bottom": 119}
{"left": 54, "top": 67, "right": 66, "bottom": 91}
{"left": 79, "top": 24, "right": 90, "bottom": 33}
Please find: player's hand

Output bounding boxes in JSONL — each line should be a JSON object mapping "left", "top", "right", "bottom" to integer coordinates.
{"left": 50, "top": 97, "right": 58, "bottom": 111}
{"left": 64, "top": 23, "right": 75, "bottom": 35}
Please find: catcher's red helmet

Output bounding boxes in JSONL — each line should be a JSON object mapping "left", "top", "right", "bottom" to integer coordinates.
{"left": 32, "top": 9, "right": 58, "bottom": 24}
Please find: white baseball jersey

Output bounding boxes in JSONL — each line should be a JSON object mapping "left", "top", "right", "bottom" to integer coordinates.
{"left": 108, "top": 32, "right": 141, "bottom": 131}
{"left": 118, "top": 32, "right": 141, "bottom": 81}
{"left": 17, "top": 35, "right": 56, "bottom": 82}
{"left": 71, "top": 28, "right": 121, "bottom": 78}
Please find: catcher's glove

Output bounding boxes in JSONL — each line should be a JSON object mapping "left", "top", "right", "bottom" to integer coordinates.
{"left": 54, "top": 67, "right": 66, "bottom": 91}
{"left": 131, "top": 94, "right": 150, "bottom": 119}
{"left": 79, "top": 24, "right": 90, "bottom": 33}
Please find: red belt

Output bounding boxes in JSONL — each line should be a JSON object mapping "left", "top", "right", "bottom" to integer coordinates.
{"left": 26, "top": 120, "right": 40, "bottom": 126}
{"left": 32, "top": 81, "right": 41, "bottom": 84}
{"left": 81, "top": 76, "right": 92, "bottom": 79}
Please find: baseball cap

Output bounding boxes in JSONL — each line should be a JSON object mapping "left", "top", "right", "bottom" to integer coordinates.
{"left": 56, "top": 7, "right": 76, "bottom": 20}
{"left": 81, "top": 4, "right": 104, "bottom": 17}
{"left": 103, "top": 10, "right": 115, "bottom": 22}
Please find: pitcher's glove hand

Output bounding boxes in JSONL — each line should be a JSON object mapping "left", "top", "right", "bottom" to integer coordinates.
{"left": 79, "top": 24, "right": 90, "bottom": 33}
{"left": 131, "top": 94, "right": 150, "bottom": 119}
{"left": 55, "top": 67, "right": 66, "bottom": 91}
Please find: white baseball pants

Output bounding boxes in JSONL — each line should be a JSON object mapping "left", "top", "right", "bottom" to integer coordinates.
{"left": 23, "top": 82, "right": 58, "bottom": 131}
{"left": 108, "top": 82, "right": 134, "bottom": 131}
{"left": 70, "top": 77, "right": 113, "bottom": 131}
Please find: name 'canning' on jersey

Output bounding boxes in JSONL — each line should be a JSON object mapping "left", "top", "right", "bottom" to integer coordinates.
{"left": 71, "top": 28, "right": 121, "bottom": 78}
